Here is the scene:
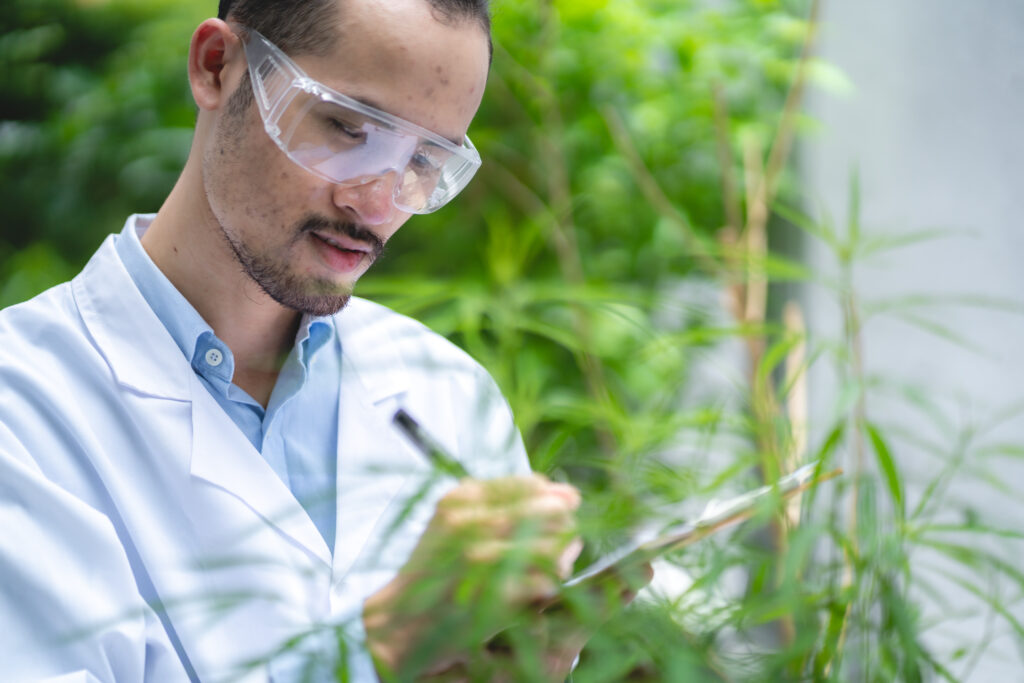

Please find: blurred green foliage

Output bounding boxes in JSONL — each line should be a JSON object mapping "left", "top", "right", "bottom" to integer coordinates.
{"left": 0, "top": 0, "right": 203, "bottom": 305}
{"left": 4, "top": 0, "right": 1021, "bottom": 679}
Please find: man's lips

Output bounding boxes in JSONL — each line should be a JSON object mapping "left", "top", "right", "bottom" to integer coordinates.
{"left": 312, "top": 230, "right": 372, "bottom": 255}
{"left": 310, "top": 231, "right": 373, "bottom": 273}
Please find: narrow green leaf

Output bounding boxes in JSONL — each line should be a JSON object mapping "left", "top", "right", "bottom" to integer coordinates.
{"left": 975, "top": 442, "right": 1024, "bottom": 461}
{"left": 864, "top": 292, "right": 1024, "bottom": 317}
{"left": 773, "top": 202, "right": 841, "bottom": 252}
{"left": 913, "top": 523, "right": 1024, "bottom": 541}
{"left": 883, "top": 311, "right": 987, "bottom": 356}
{"left": 756, "top": 333, "right": 803, "bottom": 389}
{"left": 919, "top": 648, "right": 962, "bottom": 683}
{"left": 935, "top": 569, "right": 1024, "bottom": 642}
{"left": 917, "top": 539, "right": 1024, "bottom": 591}
{"left": 847, "top": 168, "right": 861, "bottom": 248}
{"left": 855, "top": 226, "right": 963, "bottom": 259}
{"left": 866, "top": 423, "right": 905, "bottom": 518}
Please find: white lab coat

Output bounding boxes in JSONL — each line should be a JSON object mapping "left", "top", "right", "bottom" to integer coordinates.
{"left": 0, "top": 235, "right": 529, "bottom": 681}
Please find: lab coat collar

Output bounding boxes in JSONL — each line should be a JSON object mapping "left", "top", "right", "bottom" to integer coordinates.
{"left": 189, "top": 370, "right": 334, "bottom": 568}
{"left": 330, "top": 297, "right": 424, "bottom": 579}
{"left": 73, "top": 234, "right": 193, "bottom": 401}
{"left": 332, "top": 297, "right": 410, "bottom": 403}
{"left": 72, "top": 231, "right": 415, "bottom": 406}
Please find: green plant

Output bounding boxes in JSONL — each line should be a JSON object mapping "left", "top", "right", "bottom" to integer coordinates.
{"left": 4, "top": 0, "right": 1021, "bottom": 679}
{"left": 365, "top": 0, "right": 1024, "bottom": 679}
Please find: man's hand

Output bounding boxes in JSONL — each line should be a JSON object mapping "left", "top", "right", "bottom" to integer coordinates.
{"left": 363, "top": 474, "right": 584, "bottom": 680}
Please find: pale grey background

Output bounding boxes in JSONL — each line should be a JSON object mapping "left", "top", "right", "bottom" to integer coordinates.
{"left": 800, "top": 0, "right": 1024, "bottom": 678}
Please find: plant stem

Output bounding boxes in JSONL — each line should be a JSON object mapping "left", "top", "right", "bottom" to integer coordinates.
{"left": 535, "top": 1, "right": 619, "bottom": 459}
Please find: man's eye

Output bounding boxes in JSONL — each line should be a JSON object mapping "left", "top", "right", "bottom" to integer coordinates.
{"left": 410, "top": 147, "right": 446, "bottom": 172}
{"left": 327, "top": 117, "right": 365, "bottom": 140}
{"left": 410, "top": 152, "right": 434, "bottom": 170}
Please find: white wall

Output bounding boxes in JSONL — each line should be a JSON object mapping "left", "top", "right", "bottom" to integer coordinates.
{"left": 800, "top": 0, "right": 1024, "bottom": 678}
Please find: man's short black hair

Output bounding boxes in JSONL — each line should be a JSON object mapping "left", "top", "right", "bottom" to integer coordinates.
{"left": 217, "top": 0, "right": 492, "bottom": 56}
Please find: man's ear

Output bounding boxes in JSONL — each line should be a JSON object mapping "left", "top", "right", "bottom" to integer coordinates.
{"left": 188, "top": 18, "right": 243, "bottom": 111}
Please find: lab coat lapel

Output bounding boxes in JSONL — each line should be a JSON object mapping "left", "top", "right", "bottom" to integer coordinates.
{"left": 332, "top": 300, "right": 428, "bottom": 580}
{"left": 73, "top": 234, "right": 191, "bottom": 401}
{"left": 189, "top": 372, "right": 332, "bottom": 569}
{"left": 75, "top": 233, "right": 332, "bottom": 569}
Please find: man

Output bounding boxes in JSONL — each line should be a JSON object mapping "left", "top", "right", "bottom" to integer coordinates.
{"left": 0, "top": 0, "right": 597, "bottom": 679}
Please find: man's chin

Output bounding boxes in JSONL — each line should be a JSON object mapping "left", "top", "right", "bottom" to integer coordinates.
{"left": 289, "top": 292, "right": 352, "bottom": 317}
{"left": 231, "top": 241, "right": 357, "bottom": 316}
{"left": 261, "top": 283, "right": 354, "bottom": 317}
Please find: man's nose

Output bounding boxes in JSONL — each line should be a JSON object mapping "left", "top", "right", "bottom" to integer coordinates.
{"left": 332, "top": 172, "right": 399, "bottom": 226}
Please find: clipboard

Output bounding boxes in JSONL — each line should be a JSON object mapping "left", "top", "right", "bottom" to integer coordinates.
{"left": 565, "top": 462, "right": 842, "bottom": 587}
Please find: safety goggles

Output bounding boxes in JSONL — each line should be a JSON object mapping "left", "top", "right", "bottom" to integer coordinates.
{"left": 236, "top": 26, "right": 482, "bottom": 214}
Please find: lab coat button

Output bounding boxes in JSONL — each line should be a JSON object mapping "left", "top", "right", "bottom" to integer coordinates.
{"left": 205, "top": 348, "right": 224, "bottom": 367}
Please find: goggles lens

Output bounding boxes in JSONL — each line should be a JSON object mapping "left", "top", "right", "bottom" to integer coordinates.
{"left": 237, "top": 26, "right": 481, "bottom": 214}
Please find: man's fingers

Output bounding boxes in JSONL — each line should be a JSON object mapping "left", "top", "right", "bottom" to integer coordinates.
{"left": 557, "top": 536, "right": 584, "bottom": 579}
{"left": 485, "top": 613, "right": 592, "bottom": 682}
{"left": 463, "top": 534, "right": 579, "bottom": 568}
{"left": 432, "top": 475, "right": 581, "bottom": 551}
{"left": 379, "top": 473, "right": 588, "bottom": 675}
{"left": 618, "top": 561, "right": 654, "bottom": 605}
{"left": 437, "top": 497, "right": 576, "bottom": 534}
{"left": 499, "top": 568, "right": 560, "bottom": 604}
{"left": 438, "top": 475, "right": 580, "bottom": 512}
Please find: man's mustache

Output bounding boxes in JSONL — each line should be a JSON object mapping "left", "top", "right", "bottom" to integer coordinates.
{"left": 298, "top": 215, "right": 386, "bottom": 260}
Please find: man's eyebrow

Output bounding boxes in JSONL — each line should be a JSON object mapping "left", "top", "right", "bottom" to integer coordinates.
{"left": 349, "top": 94, "right": 385, "bottom": 112}
{"left": 349, "top": 94, "right": 464, "bottom": 147}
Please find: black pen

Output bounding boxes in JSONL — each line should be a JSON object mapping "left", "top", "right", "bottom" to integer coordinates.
{"left": 392, "top": 408, "right": 470, "bottom": 479}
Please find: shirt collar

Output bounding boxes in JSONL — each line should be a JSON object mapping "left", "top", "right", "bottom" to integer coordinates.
{"left": 299, "top": 315, "right": 333, "bottom": 363}
{"left": 115, "top": 214, "right": 334, "bottom": 373}
{"left": 115, "top": 214, "right": 213, "bottom": 365}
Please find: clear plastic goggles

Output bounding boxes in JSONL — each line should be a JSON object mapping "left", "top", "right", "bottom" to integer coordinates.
{"left": 237, "top": 26, "right": 482, "bottom": 214}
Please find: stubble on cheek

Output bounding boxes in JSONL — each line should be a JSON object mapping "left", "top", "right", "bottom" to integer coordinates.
{"left": 203, "top": 98, "right": 298, "bottom": 254}
{"left": 201, "top": 92, "right": 365, "bottom": 316}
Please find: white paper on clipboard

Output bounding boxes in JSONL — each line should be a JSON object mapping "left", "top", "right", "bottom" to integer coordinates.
{"left": 565, "top": 462, "right": 840, "bottom": 587}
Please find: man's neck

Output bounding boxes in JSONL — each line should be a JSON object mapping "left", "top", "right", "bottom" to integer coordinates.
{"left": 141, "top": 165, "right": 300, "bottom": 408}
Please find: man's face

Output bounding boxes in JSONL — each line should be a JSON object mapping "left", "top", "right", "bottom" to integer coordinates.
{"left": 202, "top": 0, "right": 490, "bottom": 316}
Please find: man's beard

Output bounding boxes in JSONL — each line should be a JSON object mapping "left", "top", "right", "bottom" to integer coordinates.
{"left": 220, "top": 214, "right": 385, "bottom": 317}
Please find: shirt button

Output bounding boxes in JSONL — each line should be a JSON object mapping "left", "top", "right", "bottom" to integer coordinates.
{"left": 205, "top": 348, "right": 224, "bottom": 367}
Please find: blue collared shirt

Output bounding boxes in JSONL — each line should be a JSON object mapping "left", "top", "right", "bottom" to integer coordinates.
{"left": 115, "top": 215, "right": 339, "bottom": 551}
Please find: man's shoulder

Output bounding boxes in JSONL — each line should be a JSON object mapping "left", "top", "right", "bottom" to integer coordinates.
{"left": 337, "top": 296, "right": 433, "bottom": 334}
{"left": 336, "top": 296, "right": 481, "bottom": 369}
{"left": 0, "top": 234, "right": 118, "bottom": 352}
{"left": 0, "top": 277, "right": 113, "bottom": 420}
{"left": 0, "top": 280, "right": 82, "bottom": 352}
